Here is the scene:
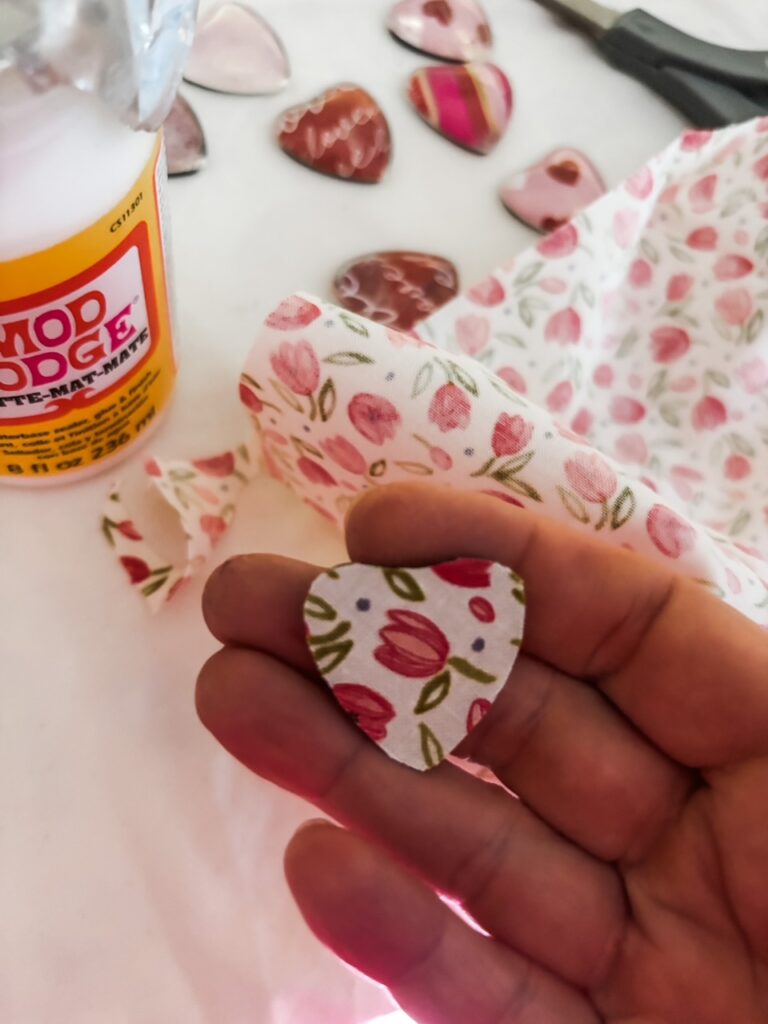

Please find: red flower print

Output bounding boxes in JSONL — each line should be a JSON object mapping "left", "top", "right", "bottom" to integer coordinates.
{"left": 297, "top": 457, "right": 337, "bottom": 486}
{"left": 467, "top": 276, "right": 505, "bottom": 306}
{"left": 725, "top": 454, "right": 751, "bottom": 481}
{"left": 432, "top": 558, "right": 493, "bottom": 588}
{"left": 715, "top": 288, "right": 753, "bottom": 326}
{"left": 480, "top": 489, "right": 524, "bottom": 508}
{"left": 646, "top": 505, "right": 695, "bottom": 559}
{"left": 265, "top": 295, "right": 322, "bottom": 330}
{"left": 192, "top": 453, "right": 236, "bottom": 477}
{"left": 145, "top": 458, "right": 162, "bottom": 477}
{"left": 270, "top": 340, "right": 320, "bottom": 395}
{"left": 375, "top": 609, "right": 450, "bottom": 678}
{"left": 303, "top": 498, "right": 336, "bottom": 522}
{"left": 666, "top": 274, "right": 694, "bottom": 302}
{"left": 688, "top": 173, "right": 717, "bottom": 211}
{"left": 714, "top": 255, "right": 754, "bottom": 281}
{"left": 615, "top": 433, "right": 648, "bottom": 465}
{"left": 544, "top": 307, "right": 582, "bottom": 345}
{"left": 429, "top": 446, "right": 453, "bottom": 470}
{"left": 466, "top": 698, "right": 493, "bottom": 732}
{"left": 565, "top": 451, "right": 617, "bottom": 503}
{"left": 348, "top": 393, "right": 402, "bottom": 444}
{"left": 686, "top": 226, "right": 718, "bottom": 251}
{"left": 332, "top": 684, "right": 395, "bottom": 742}
{"left": 537, "top": 223, "right": 578, "bottom": 258}
{"left": 491, "top": 413, "right": 533, "bottom": 457}
{"left": 625, "top": 165, "right": 653, "bottom": 198}
{"left": 610, "top": 396, "right": 646, "bottom": 424}
{"left": 681, "top": 129, "right": 712, "bottom": 151}
{"left": 468, "top": 596, "right": 495, "bottom": 623}
{"left": 651, "top": 326, "right": 691, "bottom": 363}
{"left": 628, "top": 259, "right": 652, "bottom": 288}
{"left": 538, "top": 277, "right": 567, "bottom": 294}
{"left": 239, "top": 382, "right": 264, "bottom": 414}
{"left": 116, "top": 520, "right": 143, "bottom": 541}
{"left": 455, "top": 315, "right": 491, "bottom": 356}
{"left": 692, "top": 396, "right": 727, "bottom": 431}
{"left": 200, "top": 514, "right": 228, "bottom": 542}
{"left": 612, "top": 208, "right": 639, "bottom": 248}
{"left": 428, "top": 383, "right": 471, "bottom": 432}
{"left": 754, "top": 154, "right": 768, "bottom": 181}
{"left": 593, "top": 364, "right": 613, "bottom": 388}
{"left": 570, "top": 408, "right": 593, "bottom": 436}
{"left": 120, "top": 556, "right": 151, "bottom": 584}
{"left": 736, "top": 357, "right": 768, "bottom": 394}
{"left": 546, "top": 380, "right": 574, "bottom": 413}
{"left": 320, "top": 435, "right": 367, "bottom": 475}
{"left": 496, "top": 366, "right": 527, "bottom": 394}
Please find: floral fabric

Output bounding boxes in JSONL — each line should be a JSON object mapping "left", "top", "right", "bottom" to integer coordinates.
{"left": 305, "top": 559, "right": 525, "bottom": 770}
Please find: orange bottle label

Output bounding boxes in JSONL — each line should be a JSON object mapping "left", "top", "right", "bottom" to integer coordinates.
{"left": 0, "top": 134, "right": 176, "bottom": 481}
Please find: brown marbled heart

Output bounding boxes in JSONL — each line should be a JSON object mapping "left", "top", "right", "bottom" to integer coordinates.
{"left": 276, "top": 84, "right": 391, "bottom": 183}
{"left": 333, "top": 251, "right": 459, "bottom": 331}
{"left": 423, "top": 0, "right": 453, "bottom": 25}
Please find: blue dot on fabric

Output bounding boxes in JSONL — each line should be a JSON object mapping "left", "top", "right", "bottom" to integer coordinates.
{"left": 472, "top": 638, "right": 485, "bottom": 652}
{"left": 385, "top": 372, "right": 395, "bottom": 382}
{"left": 464, "top": 448, "right": 474, "bottom": 457}
{"left": 356, "top": 598, "right": 371, "bottom": 612}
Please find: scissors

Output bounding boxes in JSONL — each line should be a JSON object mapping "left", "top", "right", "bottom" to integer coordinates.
{"left": 530, "top": 0, "right": 768, "bottom": 127}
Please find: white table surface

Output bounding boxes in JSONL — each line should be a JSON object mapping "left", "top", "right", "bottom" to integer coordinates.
{"left": 3, "top": 2, "right": 767, "bottom": 1021}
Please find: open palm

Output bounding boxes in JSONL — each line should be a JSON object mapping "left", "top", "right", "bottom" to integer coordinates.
{"left": 198, "top": 485, "right": 768, "bottom": 1023}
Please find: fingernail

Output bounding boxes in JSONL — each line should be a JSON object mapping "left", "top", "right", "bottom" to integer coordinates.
{"left": 295, "top": 816, "right": 332, "bottom": 835}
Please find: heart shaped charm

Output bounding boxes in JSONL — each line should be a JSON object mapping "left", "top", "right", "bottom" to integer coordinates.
{"left": 500, "top": 147, "right": 606, "bottom": 232}
{"left": 276, "top": 84, "right": 392, "bottom": 183}
{"left": 407, "top": 63, "right": 512, "bottom": 155}
{"left": 183, "top": 1, "right": 290, "bottom": 95}
{"left": 387, "top": 0, "right": 493, "bottom": 62}
{"left": 333, "top": 251, "right": 459, "bottom": 331}
{"left": 163, "top": 94, "right": 207, "bottom": 176}
{"left": 305, "top": 559, "right": 525, "bottom": 770}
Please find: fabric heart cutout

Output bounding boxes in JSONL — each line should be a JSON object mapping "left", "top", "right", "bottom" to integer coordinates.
{"left": 183, "top": 1, "right": 290, "bottom": 95}
{"left": 163, "top": 94, "right": 207, "bottom": 176}
{"left": 387, "top": 0, "right": 493, "bottom": 62}
{"left": 333, "top": 251, "right": 459, "bottom": 331}
{"left": 500, "top": 147, "right": 606, "bottom": 232}
{"left": 407, "top": 63, "right": 512, "bottom": 155}
{"left": 304, "top": 558, "right": 526, "bottom": 770}
{"left": 276, "top": 84, "right": 392, "bottom": 183}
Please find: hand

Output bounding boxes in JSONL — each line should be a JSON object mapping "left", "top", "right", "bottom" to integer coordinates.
{"left": 197, "top": 484, "right": 768, "bottom": 1023}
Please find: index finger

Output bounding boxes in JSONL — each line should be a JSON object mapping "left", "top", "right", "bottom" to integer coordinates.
{"left": 346, "top": 484, "right": 768, "bottom": 768}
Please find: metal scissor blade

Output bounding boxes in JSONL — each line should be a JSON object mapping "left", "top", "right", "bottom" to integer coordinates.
{"left": 531, "top": 0, "right": 621, "bottom": 37}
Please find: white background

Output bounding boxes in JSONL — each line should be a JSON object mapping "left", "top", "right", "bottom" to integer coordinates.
{"left": 3, "top": 1, "right": 767, "bottom": 1021}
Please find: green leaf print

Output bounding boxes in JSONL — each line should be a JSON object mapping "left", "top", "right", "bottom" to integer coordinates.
{"left": 419, "top": 723, "right": 444, "bottom": 769}
{"left": 382, "top": 568, "right": 425, "bottom": 602}
{"left": 414, "top": 671, "right": 452, "bottom": 714}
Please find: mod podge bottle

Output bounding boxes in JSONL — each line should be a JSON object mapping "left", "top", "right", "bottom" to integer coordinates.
{"left": 0, "top": 69, "right": 177, "bottom": 485}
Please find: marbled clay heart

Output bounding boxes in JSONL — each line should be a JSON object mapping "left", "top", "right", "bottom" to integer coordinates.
{"left": 333, "top": 251, "right": 459, "bottom": 331}
{"left": 500, "top": 147, "right": 606, "bottom": 232}
{"left": 276, "top": 84, "right": 392, "bottom": 183}
{"left": 387, "top": 0, "right": 493, "bottom": 62}
{"left": 305, "top": 558, "right": 526, "bottom": 770}
{"left": 407, "top": 62, "right": 512, "bottom": 155}
{"left": 163, "top": 94, "right": 207, "bottom": 176}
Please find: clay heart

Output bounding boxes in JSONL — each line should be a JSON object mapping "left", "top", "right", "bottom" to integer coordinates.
{"left": 407, "top": 63, "right": 512, "bottom": 155}
{"left": 163, "top": 94, "right": 207, "bottom": 176}
{"left": 276, "top": 84, "right": 392, "bottom": 183}
{"left": 305, "top": 559, "right": 525, "bottom": 770}
{"left": 387, "top": 0, "right": 493, "bottom": 62}
{"left": 183, "top": 1, "right": 290, "bottom": 95}
{"left": 333, "top": 251, "right": 459, "bottom": 331}
{"left": 500, "top": 147, "right": 606, "bottom": 232}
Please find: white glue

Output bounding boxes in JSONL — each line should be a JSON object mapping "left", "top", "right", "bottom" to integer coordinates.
{"left": 0, "top": 70, "right": 177, "bottom": 485}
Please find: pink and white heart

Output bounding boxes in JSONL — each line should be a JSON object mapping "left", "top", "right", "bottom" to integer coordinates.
{"left": 304, "top": 558, "right": 525, "bottom": 770}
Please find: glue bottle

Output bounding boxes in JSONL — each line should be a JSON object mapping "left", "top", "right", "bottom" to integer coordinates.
{"left": 0, "top": 69, "right": 177, "bottom": 485}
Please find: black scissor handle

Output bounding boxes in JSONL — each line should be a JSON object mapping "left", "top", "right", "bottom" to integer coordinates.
{"left": 603, "top": 10, "right": 768, "bottom": 88}
{"left": 598, "top": 10, "right": 768, "bottom": 126}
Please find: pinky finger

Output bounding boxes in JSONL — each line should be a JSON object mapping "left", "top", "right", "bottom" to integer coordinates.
{"left": 284, "top": 822, "right": 599, "bottom": 1024}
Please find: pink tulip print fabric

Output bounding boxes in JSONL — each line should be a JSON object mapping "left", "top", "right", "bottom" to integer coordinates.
{"left": 305, "top": 559, "right": 525, "bottom": 769}
{"left": 244, "top": 120, "right": 768, "bottom": 627}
